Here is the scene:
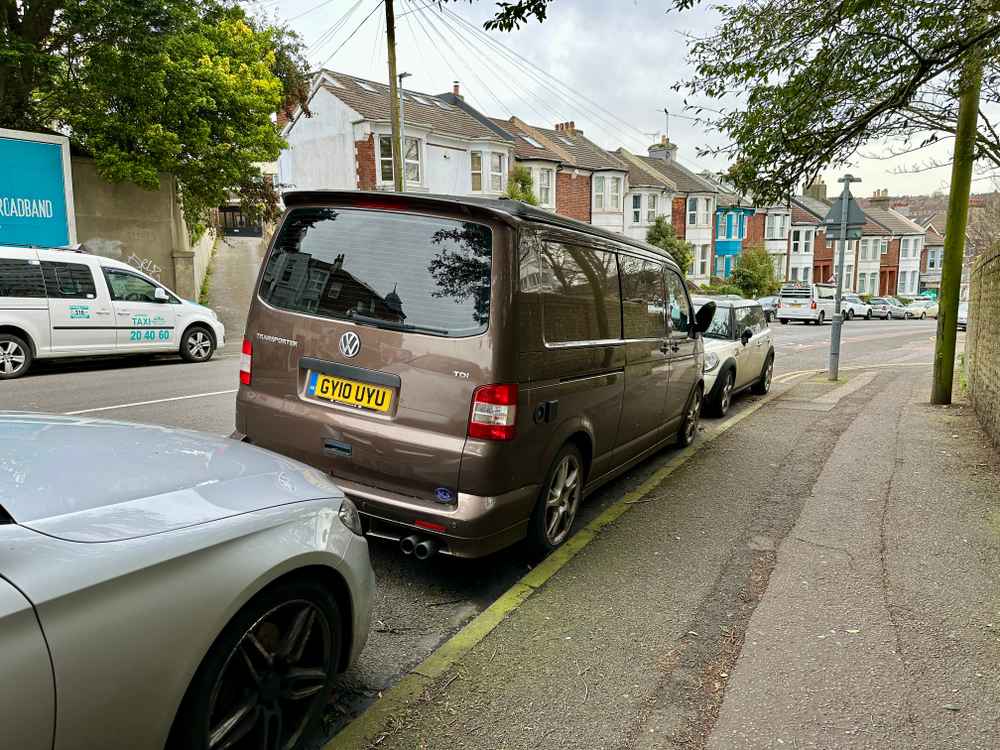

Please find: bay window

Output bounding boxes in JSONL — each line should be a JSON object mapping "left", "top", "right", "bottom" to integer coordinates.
{"left": 647, "top": 194, "right": 657, "bottom": 223}
{"left": 489, "top": 152, "right": 506, "bottom": 192}
{"left": 471, "top": 151, "right": 482, "bottom": 191}
{"left": 609, "top": 177, "right": 621, "bottom": 210}
{"left": 766, "top": 213, "right": 788, "bottom": 239}
{"left": 698, "top": 198, "right": 711, "bottom": 226}
{"left": 593, "top": 176, "right": 606, "bottom": 210}
{"left": 791, "top": 229, "right": 814, "bottom": 254}
{"left": 632, "top": 194, "right": 642, "bottom": 224}
{"left": 687, "top": 196, "right": 698, "bottom": 225}
{"left": 537, "top": 168, "right": 553, "bottom": 206}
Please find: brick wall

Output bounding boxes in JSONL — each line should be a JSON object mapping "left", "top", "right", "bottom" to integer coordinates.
{"left": 967, "top": 244, "right": 1000, "bottom": 451}
{"left": 746, "top": 213, "right": 765, "bottom": 243}
{"left": 812, "top": 230, "right": 831, "bottom": 282}
{"left": 556, "top": 171, "right": 591, "bottom": 223}
{"left": 672, "top": 197, "right": 686, "bottom": 239}
{"left": 355, "top": 135, "right": 376, "bottom": 190}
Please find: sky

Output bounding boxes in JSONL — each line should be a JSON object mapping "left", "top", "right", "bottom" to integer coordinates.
{"left": 247, "top": 0, "right": 968, "bottom": 199}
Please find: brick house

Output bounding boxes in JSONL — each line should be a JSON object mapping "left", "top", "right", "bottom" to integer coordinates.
{"left": 637, "top": 138, "right": 718, "bottom": 283}
{"left": 613, "top": 148, "right": 677, "bottom": 243}
{"left": 864, "top": 192, "right": 927, "bottom": 297}
{"left": 278, "top": 71, "right": 514, "bottom": 197}
{"left": 747, "top": 204, "right": 792, "bottom": 280}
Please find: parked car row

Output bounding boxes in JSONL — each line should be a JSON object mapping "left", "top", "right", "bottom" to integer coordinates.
{"left": 5, "top": 191, "right": 774, "bottom": 750}
{"left": 771, "top": 282, "right": 941, "bottom": 324}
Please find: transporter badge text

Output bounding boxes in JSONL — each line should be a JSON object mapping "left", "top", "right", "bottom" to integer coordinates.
{"left": 256, "top": 333, "right": 298, "bottom": 348}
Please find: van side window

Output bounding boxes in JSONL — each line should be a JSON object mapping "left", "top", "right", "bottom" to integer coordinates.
{"left": 620, "top": 256, "right": 665, "bottom": 339}
{"left": 817, "top": 285, "right": 835, "bottom": 300}
{"left": 663, "top": 269, "right": 691, "bottom": 336}
{"left": 104, "top": 269, "right": 160, "bottom": 303}
{"left": 41, "top": 261, "right": 96, "bottom": 299}
{"left": 539, "top": 242, "right": 621, "bottom": 343}
{"left": 0, "top": 259, "right": 46, "bottom": 298}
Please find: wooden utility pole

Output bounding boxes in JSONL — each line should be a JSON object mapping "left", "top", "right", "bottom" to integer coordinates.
{"left": 385, "top": 0, "right": 404, "bottom": 192}
{"left": 931, "top": 47, "right": 983, "bottom": 404}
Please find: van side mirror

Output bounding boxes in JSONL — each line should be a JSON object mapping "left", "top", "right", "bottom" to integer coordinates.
{"left": 740, "top": 327, "right": 753, "bottom": 346}
{"left": 154, "top": 287, "right": 169, "bottom": 303}
{"left": 694, "top": 301, "right": 716, "bottom": 334}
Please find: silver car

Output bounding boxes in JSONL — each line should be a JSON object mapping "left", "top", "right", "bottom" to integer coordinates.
{"left": 0, "top": 413, "right": 373, "bottom": 750}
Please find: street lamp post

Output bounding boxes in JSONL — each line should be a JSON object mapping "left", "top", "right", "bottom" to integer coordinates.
{"left": 397, "top": 71, "right": 411, "bottom": 193}
{"left": 824, "top": 174, "right": 864, "bottom": 381}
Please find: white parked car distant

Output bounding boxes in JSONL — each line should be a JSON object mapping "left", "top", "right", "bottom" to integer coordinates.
{"left": 841, "top": 294, "right": 873, "bottom": 321}
{"left": 904, "top": 298, "right": 938, "bottom": 319}
{"left": 869, "top": 297, "right": 907, "bottom": 320}
{"left": 0, "top": 245, "right": 225, "bottom": 378}
{"left": 776, "top": 282, "right": 837, "bottom": 325}
{"left": 693, "top": 297, "right": 775, "bottom": 417}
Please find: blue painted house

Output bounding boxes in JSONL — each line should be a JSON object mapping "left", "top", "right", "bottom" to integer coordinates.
{"left": 712, "top": 195, "right": 756, "bottom": 279}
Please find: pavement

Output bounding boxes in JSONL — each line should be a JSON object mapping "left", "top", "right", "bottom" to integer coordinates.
{"left": 327, "top": 365, "right": 1000, "bottom": 750}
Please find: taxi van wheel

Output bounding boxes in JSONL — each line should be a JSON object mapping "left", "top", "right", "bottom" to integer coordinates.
{"left": 181, "top": 326, "right": 216, "bottom": 363}
{"left": 528, "top": 444, "right": 584, "bottom": 556}
{"left": 0, "top": 333, "right": 32, "bottom": 380}
{"left": 676, "top": 384, "right": 703, "bottom": 448}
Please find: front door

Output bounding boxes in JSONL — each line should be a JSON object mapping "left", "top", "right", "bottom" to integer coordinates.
{"left": 38, "top": 257, "right": 116, "bottom": 352}
{"left": 615, "top": 256, "right": 669, "bottom": 454}
{"left": 102, "top": 268, "right": 178, "bottom": 350}
{"left": 663, "top": 268, "right": 700, "bottom": 431}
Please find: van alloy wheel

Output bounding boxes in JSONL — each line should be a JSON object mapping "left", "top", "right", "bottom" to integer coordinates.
{"left": 543, "top": 453, "right": 582, "bottom": 547}
{"left": 0, "top": 339, "right": 27, "bottom": 376}
{"left": 677, "top": 386, "right": 702, "bottom": 447}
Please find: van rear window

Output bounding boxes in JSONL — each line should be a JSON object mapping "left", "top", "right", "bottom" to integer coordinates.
{"left": 260, "top": 208, "right": 492, "bottom": 337}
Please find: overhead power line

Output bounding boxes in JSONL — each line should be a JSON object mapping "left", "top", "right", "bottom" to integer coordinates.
{"left": 320, "top": 0, "right": 386, "bottom": 68}
{"left": 306, "top": 0, "right": 365, "bottom": 57}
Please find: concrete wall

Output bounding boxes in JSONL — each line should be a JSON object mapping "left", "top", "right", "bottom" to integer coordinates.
{"left": 71, "top": 156, "right": 213, "bottom": 301}
{"left": 966, "top": 244, "right": 1000, "bottom": 451}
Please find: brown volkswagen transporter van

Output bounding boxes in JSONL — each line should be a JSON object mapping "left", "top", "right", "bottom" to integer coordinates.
{"left": 235, "top": 191, "right": 713, "bottom": 559}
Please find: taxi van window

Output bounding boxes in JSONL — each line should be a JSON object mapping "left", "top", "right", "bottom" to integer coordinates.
{"left": 41, "top": 261, "right": 96, "bottom": 299}
{"left": 0, "top": 259, "right": 46, "bottom": 298}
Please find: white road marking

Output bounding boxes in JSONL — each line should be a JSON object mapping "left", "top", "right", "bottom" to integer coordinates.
{"left": 65, "top": 389, "right": 238, "bottom": 415}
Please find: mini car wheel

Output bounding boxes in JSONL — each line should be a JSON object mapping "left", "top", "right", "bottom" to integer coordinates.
{"left": 528, "top": 444, "right": 584, "bottom": 554}
{"left": 752, "top": 354, "right": 773, "bottom": 395}
{"left": 168, "top": 578, "right": 343, "bottom": 750}
{"left": 708, "top": 369, "right": 735, "bottom": 417}
{"left": 181, "top": 326, "right": 216, "bottom": 363}
{"left": 0, "top": 333, "right": 32, "bottom": 379}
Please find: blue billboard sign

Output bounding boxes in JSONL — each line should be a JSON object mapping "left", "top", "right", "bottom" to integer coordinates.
{"left": 0, "top": 129, "right": 76, "bottom": 248}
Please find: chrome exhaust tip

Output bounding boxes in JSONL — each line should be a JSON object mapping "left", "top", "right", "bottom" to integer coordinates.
{"left": 413, "top": 538, "right": 438, "bottom": 561}
{"left": 400, "top": 535, "right": 420, "bottom": 555}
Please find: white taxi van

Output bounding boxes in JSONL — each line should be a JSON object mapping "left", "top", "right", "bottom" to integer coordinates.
{"left": 776, "top": 282, "right": 837, "bottom": 325}
{"left": 0, "top": 245, "right": 224, "bottom": 379}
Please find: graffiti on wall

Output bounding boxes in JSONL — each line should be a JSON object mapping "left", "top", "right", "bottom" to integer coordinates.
{"left": 126, "top": 252, "right": 162, "bottom": 280}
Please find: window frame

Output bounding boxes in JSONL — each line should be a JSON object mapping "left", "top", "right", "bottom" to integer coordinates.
{"left": 470, "top": 151, "right": 483, "bottom": 192}
{"left": 687, "top": 196, "right": 698, "bottom": 226}
{"left": 593, "top": 176, "right": 606, "bottom": 211}
{"left": 102, "top": 266, "right": 176, "bottom": 304}
{"left": 631, "top": 194, "right": 642, "bottom": 225}
{"left": 537, "top": 167, "right": 553, "bottom": 206}
{"left": 609, "top": 177, "right": 621, "bottom": 211}
{"left": 41, "top": 260, "right": 99, "bottom": 300}
{"left": 647, "top": 193, "right": 658, "bottom": 224}
{"left": 489, "top": 152, "right": 506, "bottom": 193}
{"left": 378, "top": 135, "right": 422, "bottom": 186}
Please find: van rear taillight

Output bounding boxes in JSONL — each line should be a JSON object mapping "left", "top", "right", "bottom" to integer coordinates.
{"left": 468, "top": 384, "right": 518, "bottom": 441}
{"left": 239, "top": 338, "right": 252, "bottom": 385}
{"left": 810, "top": 300, "right": 817, "bottom": 309}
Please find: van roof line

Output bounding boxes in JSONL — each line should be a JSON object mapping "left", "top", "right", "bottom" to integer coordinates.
{"left": 281, "top": 190, "right": 679, "bottom": 269}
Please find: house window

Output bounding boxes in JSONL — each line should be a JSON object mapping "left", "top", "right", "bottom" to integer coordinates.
{"left": 593, "top": 176, "right": 606, "bottom": 210}
{"left": 791, "top": 229, "right": 814, "bottom": 254}
{"left": 609, "top": 177, "right": 621, "bottom": 210}
{"left": 632, "top": 194, "right": 642, "bottom": 224}
{"left": 537, "top": 168, "right": 553, "bottom": 206}
{"left": 687, "top": 196, "right": 697, "bottom": 225}
{"left": 700, "top": 245, "right": 709, "bottom": 276}
{"left": 861, "top": 238, "right": 870, "bottom": 260}
{"left": 928, "top": 249, "right": 938, "bottom": 269}
{"left": 766, "top": 213, "right": 788, "bottom": 240}
{"left": 725, "top": 213, "right": 734, "bottom": 239}
{"left": 739, "top": 214, "right": 746, "bottom": 239}
{"left": 858, "top": 274, "right": 867, "bottom": 293}
{"left": 647, "top": 194, "right": 657, "bottom": 223}
{"left": 699, "top": 198, "right": 711, "bottom": 226}
{"left": 490, "top": 152, "right": 506, "bottom": 192}
{"left": 791, "top": 267, "right": 799, "bottom": 281}
{"left": 880, "top": 239, "right": 889, "bottom": 255}
{"left": 803, "top": 266, "right": 811, "bottom": 282}
{"left": 470, "top": 151, "right": 482, "bottom": 191}
{"left": 379, "top": 135, "right": 421, "bottom": 184}
{"left": 900, "top": 238, "right": 909, "bottom": 258}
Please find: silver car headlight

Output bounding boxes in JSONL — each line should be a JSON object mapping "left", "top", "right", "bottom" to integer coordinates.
{"left": 338, "top": 497, "right": 364, "bottom": 536}
{"left": 704, "top": 352, "right": 720, "bottom": 373}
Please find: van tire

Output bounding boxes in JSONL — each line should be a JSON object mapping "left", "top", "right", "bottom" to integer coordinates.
{"left": 180, "top": 325, "right": 216, "bottom": 363}
{"left": 0, "top": 333, "right": 32, "bottom": 380}
{"left": 779, "top": 319, "right": 788, "bottom": 325}
{"left": 817, "top": 312, "right": 825, "bottom": 326}
{"left": 528, "top": 444, "right": 584, "bottom": 555}
{"left": 676, "top": 384, "right": 703, "bottom": 448}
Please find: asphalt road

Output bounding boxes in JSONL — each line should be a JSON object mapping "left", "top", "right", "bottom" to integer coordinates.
{"left": 0, "top": 315, "right": 945, "bottom": 738}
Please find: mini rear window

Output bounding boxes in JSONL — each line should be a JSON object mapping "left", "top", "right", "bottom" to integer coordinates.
{"left": 260, "top": 207, "right": 493, "bottom": 337}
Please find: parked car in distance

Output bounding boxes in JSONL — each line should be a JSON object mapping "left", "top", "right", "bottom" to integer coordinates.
{"left": 841, "top": 293, "right": 873, "bottom": 321}
{"left": 757, "top": 295, "right": 778, "bottom": 322}
{"left": 0, "top": 245, "right": 224, "bottom": 379}
{"left": 904, "top": 298, "right": 938, "bottom": 319}
{"left": 693, "top": 297, "right": 775, "bottom": 417}
{"left": 776, "top": 282, "right": 837, "bottom": 325}
{"left": 958, "top": 302, "right": 969, "bottom": 331}
{"left": 235, "top": 190, "right": 716, "bottom": 559}
{"left": 0, "top": 412, "right": 373, "bottom": 750}
{"left": 869, "top": 296, "right": 907, "bottom": 320}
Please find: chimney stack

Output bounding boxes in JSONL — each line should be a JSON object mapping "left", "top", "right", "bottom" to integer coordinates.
{"left": 649, "top": 137, "right": 678, "bottom": 162}
{"left": 802, "top": 177, "right": 827, "bottom": 202}
{"left": 452, "top": 81, "right": 461, "bottom": 99}
{"left": 870, "top": 188, "right": 891, "bottom": 208}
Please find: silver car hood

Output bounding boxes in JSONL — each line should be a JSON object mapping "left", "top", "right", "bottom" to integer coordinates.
{"left": 0, "top": 413, "right": 343, "bottom": 542}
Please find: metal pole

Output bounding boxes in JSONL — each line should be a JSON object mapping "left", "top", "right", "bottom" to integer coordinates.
{"left": 385, "top": 0, "right": 403, "bottom": 192}
{"left": 829, "top": 174, "right": 860, "bottom": 380}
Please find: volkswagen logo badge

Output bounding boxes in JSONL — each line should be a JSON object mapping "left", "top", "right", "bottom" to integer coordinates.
{"left": 339, "top": 331, "right": 361, "bottom": 359}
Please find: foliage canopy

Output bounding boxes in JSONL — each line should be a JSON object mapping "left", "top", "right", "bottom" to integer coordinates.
{"left": 730, "top": 245, "right": 778, "bottom": 298}
{"left": 646, "top": 216, "right": 694, "bottom": 274}
{"left": 506, "top": 165, "right": 539, "bottom": 204}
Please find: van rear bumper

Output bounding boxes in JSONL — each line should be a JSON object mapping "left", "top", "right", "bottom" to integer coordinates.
{"left": 334, "top": 476, "right": 538, "bottom": 559}
{"left": 777, "top": 307, "right": 819, "bottom": 321}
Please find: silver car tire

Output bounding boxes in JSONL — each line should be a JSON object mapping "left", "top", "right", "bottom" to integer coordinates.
{"left": 167, "top": 578, "right": 343, "bottom": 750}
{"left": 0, "top": 333, "right": 32, "bottom": 380}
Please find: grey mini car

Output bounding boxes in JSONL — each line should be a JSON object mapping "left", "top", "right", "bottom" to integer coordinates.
{"left": 236, "top": 191, "right": 715, "bottom": 559}
{"left": 0, "top": 413, "right": 373, "bottom": 750}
